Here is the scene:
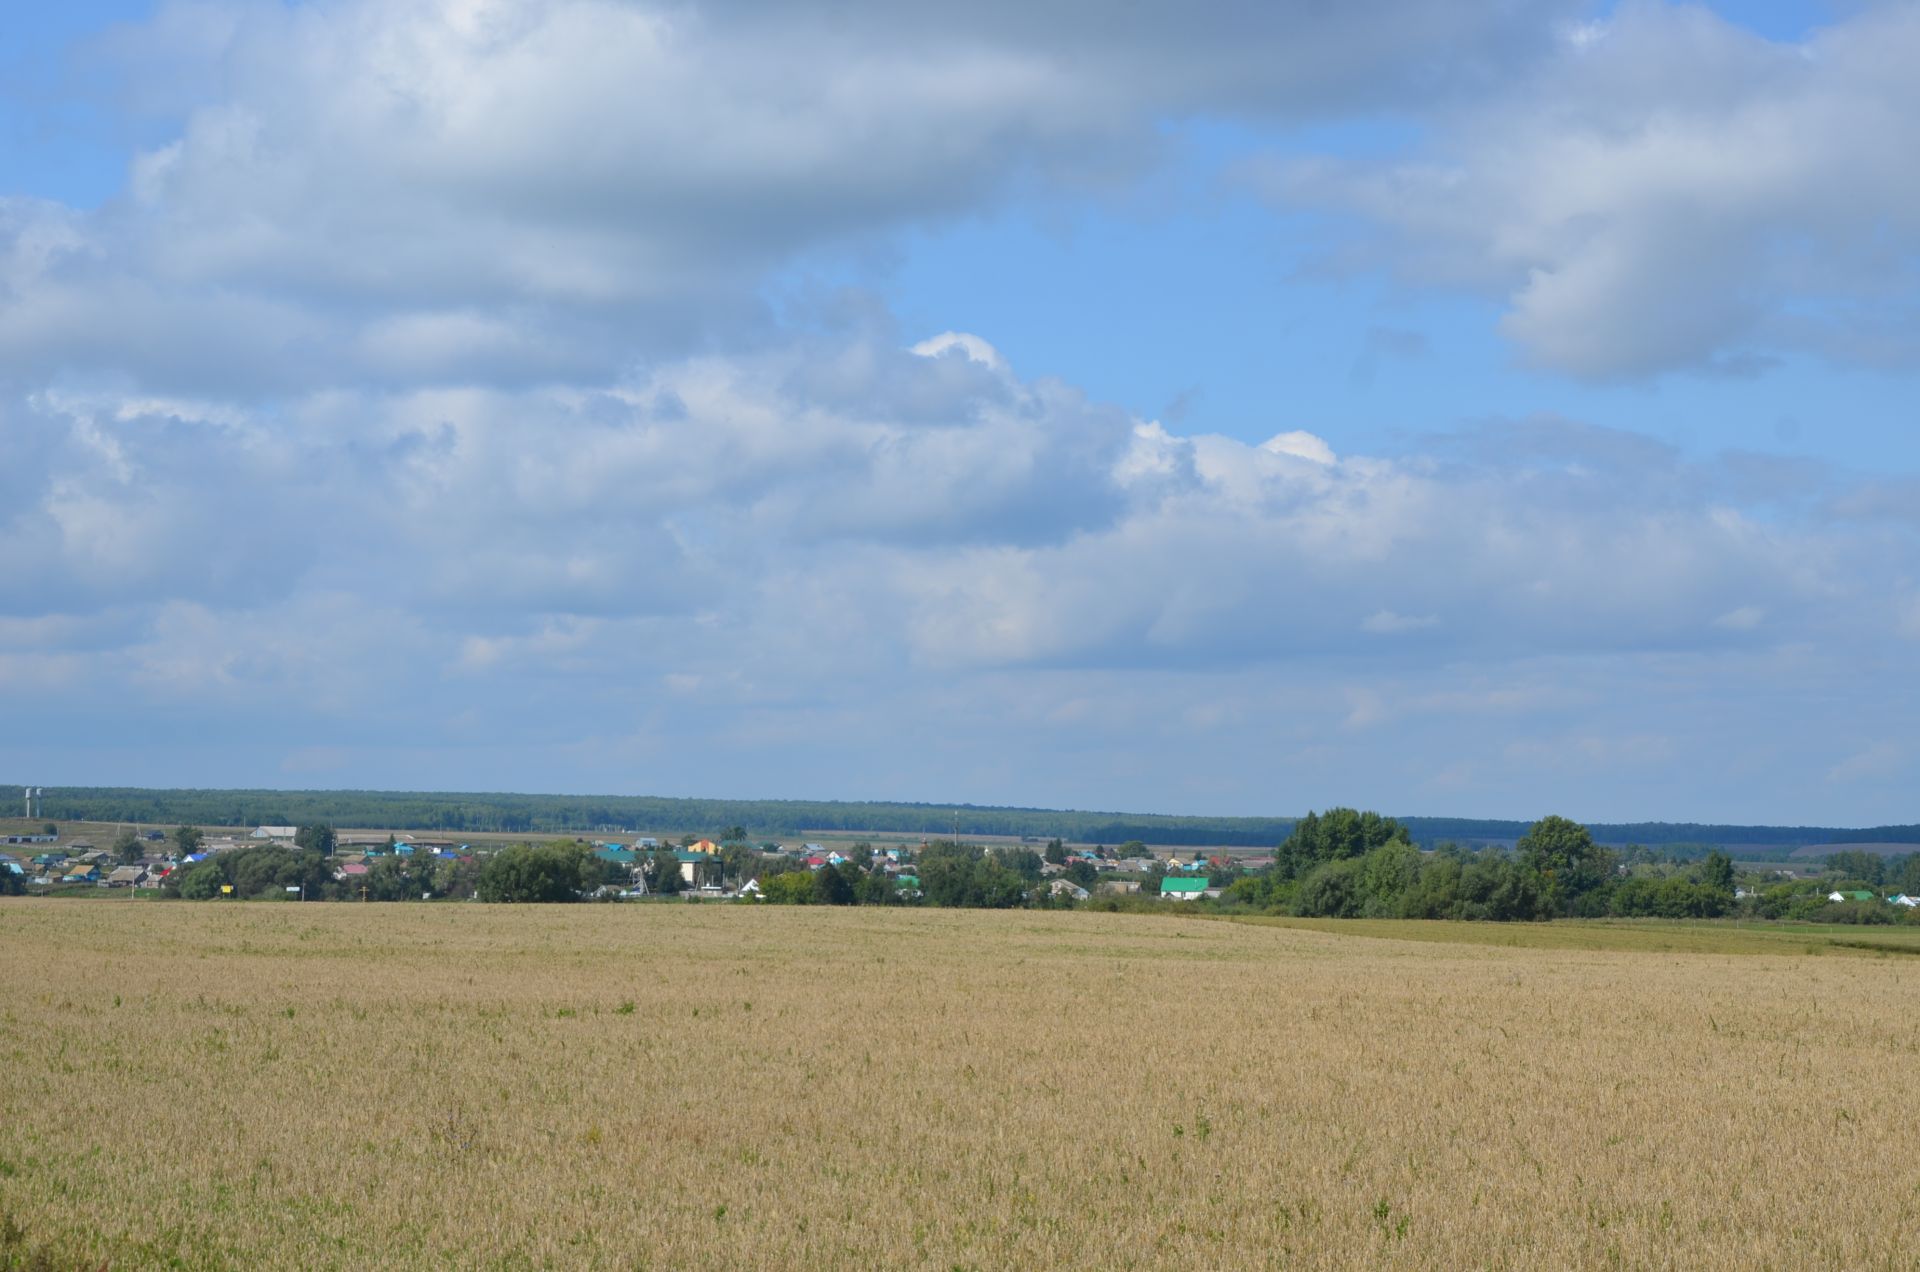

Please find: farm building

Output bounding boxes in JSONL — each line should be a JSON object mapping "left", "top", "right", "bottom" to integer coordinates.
{"left": 675, "top": 850, "right": 720, "bottom": 886}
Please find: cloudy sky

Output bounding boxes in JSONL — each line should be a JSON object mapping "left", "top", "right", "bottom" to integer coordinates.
{"left": 4, "top": 0, "right": 1918, "bottom": 825}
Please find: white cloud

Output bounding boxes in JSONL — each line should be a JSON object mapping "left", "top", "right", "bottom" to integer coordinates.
{"left": 1260, "top": 430, "right": 1338, "bottom": 466}
{"left": 6, "top": 0, "right": 1920, "bottom": 823}
{"left": 0, "top": 0, "right": 1579, "bottom": 396}
{"left": 1264, "top": 3, "right": 1920, "bottom": 378}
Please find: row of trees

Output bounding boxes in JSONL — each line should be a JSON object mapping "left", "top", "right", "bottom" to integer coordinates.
{"left": 1229, "top": 813, "right": 1739, "bottom": 921}
{"left": 164, "top": 845, "right": 338, "bottom": 901}
{"left": 47, "top": 784, "right": 1911, "bottom": 854}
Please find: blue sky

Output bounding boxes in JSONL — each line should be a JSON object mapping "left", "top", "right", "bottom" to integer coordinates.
{"left": 2, "top": 0, "right": 1918, "bottom": 825}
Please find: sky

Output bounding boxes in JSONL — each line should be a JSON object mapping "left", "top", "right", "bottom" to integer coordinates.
{"left": 2, "top": 0, "right": 1918, "bottom": 826}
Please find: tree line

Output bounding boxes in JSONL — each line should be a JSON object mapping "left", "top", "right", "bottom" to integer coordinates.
{"left": 1225, "top": 812, "right": 1739, "bottom": 920}
{"left": 36, "top": 808, "right": 1920, "bottom": 924}
{"left": 28, "top": 784, "right": 1913, "bottom": 855}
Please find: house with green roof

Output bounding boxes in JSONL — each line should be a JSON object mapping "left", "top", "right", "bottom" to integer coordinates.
{"left": 1160, "top": 876, "right": 1211, "bottom": 901}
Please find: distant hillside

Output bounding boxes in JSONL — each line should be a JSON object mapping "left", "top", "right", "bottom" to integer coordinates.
{"left": 15, "top": 785, "right": 1915, "bottom": 857}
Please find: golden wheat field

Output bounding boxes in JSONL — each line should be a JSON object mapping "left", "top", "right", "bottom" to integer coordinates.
{"left": 3, "top": 902, "right": 1918, "bottom": 1270}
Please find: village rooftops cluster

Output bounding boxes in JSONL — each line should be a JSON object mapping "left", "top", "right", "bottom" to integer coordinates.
{"left": 3, "top": 826, "right": 1250, "bottom": 905}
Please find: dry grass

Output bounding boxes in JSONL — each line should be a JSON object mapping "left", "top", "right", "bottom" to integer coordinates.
{"left": 3, "top": 902, "right": 1918, "bottom": 1269}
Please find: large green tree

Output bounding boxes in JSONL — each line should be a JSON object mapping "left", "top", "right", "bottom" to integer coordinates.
{"left": 476, "top": 843, "right": 597, "bottom": 903}
{"left": 1697, "top": 849, "right": 1736, "bottom": 895}
{"left": 1516, "top": 815, "right": 1614, "bottom": 913}
{"left": 295, "top": 825, "right": 337, "bottom": 856}
{"left": 647, "top": 846, "right": 685, "bottom": 894}
{"left": 1275, "top": 809, "right": 1410, "bottom": 880}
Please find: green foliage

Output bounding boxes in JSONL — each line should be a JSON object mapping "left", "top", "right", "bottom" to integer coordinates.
{"left": 476, "top": 843, "right": 598, "bottom": 903}
{"left": 363, "top": 853, "right": 447, "bottom": 901}
{"left": 295, "top": 824, "right": 337, "bottom": 856}
{"left": 998, "top": 847, "right": 1043, "bottom": 882}
{"left": 1516, "top": 815, "right": 1616, "bottom": 913}
{"left": 761, "top": 871, "right": 816, "bottom": 905}
{"left": 1696, "top": 849, "right": 1735, "bottom": 895}
{"left": 165, "top": 846, "right": 336, "bottom": 901}
{"left": 918, "top": 842, "right": 1028, "bottom": 909}
{"left": 813, "top": 862, "right": 858, "bottom": 905}
{"left": 1275, "top": 809, "right": 1410, "bottom": 880}
{"left": 718, "top": 843, "right": 757, "bottom": 883}
{"left": 0, "top": 868, "right": 22, "bottom": 897}
{"left": 647, "top": 846, "right": 685, "bottom": 894}
{"left": 173, "top": 825, "right": 204, "bottom": 855}
{"left": 174, "top": 861, "right": 225, "bottom": 900}
{"left": 1825, "top": 850, "right": 1886, "bottom": 887}
{"left": 1294, "top": 858, "right": 1365, "bottom": 918}
{"left": 112, "top": 830, "right": 143, "bottom": 865}
{"left": 1609, "top": 876, "right": 1730, "bottom": 919}
{"left": 855, "top": 868, "right": 896, "bottom": 906}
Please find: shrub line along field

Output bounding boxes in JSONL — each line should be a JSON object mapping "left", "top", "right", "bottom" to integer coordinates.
{"left": 5, "top": 902, "right": 1920, "bottom": 1269}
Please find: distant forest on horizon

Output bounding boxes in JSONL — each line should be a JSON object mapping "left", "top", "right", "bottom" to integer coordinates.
{"left": 11, "top": 785, "right": 1918, "bottom": 856}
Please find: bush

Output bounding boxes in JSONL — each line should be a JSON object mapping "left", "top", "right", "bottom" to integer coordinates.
{"left": 1294, "top": 858, "right": 1365, "bottom": 918}
{"left": 476, "top": 843, "right": 597, "bottom": 903}
{"left": 761, "top": 871, "right": 817, "bottom": 905}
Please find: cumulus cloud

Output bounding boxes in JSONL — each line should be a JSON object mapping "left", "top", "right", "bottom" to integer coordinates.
{"left": 1262, "top": 3, "right": 1920, "bottom": 378}
{"left": 6, "top": 0, "right": 1920, "bottom": 822}
{"left": 0, "top": 0, "right": 1580, "bottom": 397}
{"left": 6, "top": 326, "right": 1920, "bottom": 820}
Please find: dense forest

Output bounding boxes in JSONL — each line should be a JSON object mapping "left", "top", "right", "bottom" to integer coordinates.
{"left": 17, "top": 785, "right": 1917, "bottom": 854}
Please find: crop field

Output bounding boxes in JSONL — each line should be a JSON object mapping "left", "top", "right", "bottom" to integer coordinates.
{"left": 3, "top": 904, "right": 1919, "bottom": 1269}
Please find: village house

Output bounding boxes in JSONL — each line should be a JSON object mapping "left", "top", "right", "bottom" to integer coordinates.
{"left": 1160, "top": 876, "right": 1211, "bottom": 901}
{"left": 676, "top": 850, "right": 720, "bottom": 886}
